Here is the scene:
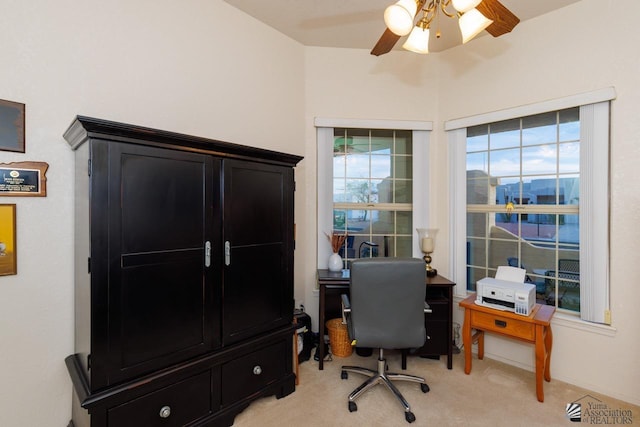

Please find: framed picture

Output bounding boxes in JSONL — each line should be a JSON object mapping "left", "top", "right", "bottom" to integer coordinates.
{"left": 0, "top": 99, "right": 26, "bottom": 153}
{"left": 0, "top": 161, "right": 49, "bottom": 197}
{"left": 0, "top": 204, "right": 17, "bottom": 276}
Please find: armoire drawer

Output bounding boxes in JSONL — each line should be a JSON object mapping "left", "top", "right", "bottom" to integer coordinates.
{"left": 107, "top": 371, "right": 211, "bottom": 427}
{"left": 221, "top": 341, "right": 286, "bottom": 406}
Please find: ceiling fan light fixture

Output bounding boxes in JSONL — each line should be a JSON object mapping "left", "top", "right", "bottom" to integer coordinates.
{"left": 451, "top": 0, "right": 482, "bottom": 13}
{"left": 459, "top": 8, "right": 493, "bottom": 44}
{"left": 403, "top": 26, "right": 430, "bottom": 54}
{"left": 384, "top": 0, "right": 418, "bottom": 36}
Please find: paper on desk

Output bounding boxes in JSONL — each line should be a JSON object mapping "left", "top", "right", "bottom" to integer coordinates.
{"left": 495, "top": 266, "right": 526, "bottom": 283}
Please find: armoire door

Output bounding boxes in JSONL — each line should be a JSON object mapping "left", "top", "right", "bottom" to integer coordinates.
{"left": 221, "top": 159, "right": 294, "bottom": 345}
{"left": 90, "top": 141, "right": 220, "bottom": 389}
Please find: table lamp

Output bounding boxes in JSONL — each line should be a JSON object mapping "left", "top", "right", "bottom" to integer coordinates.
{"left": 416, "top": 228, "right": 438, "bottom": 277}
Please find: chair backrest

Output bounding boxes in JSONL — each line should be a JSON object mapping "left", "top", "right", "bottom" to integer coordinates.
{"left": 349, "top": 258, "right": 426, "bottom": 349}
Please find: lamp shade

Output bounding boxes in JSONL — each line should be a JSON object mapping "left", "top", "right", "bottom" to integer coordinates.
{"left": 459, "top": 8, "right": 493, "bottom": 44}
{"left": 451, "top": 0, "right": 482, "bottom": 13}
{"left": 416, "top": 228, "right": 438, "bottom": 253}
{"left": 402, "top": 26, "right": 430, "bottom": 54}
{"left": 384, "top": 0, "right": 418, "bottom": 36}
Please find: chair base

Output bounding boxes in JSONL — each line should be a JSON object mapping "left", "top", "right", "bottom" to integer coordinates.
{"left": 341, "top": 349, "right": 429, "bottom": 423}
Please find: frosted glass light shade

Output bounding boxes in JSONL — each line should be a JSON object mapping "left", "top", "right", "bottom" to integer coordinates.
{"left": 384, "top": 0, "right": 418, "bottom": 36}
{"left": 459, "top": 8, "right": 493, "bottom": 44}
{"left": 416, "top": 228, "right": 438, "bottom": 253}
{"left": 402, "top": 26, "right": 430, "bottom": 54}
{"left": 452, "top": 0, "right": 482, "bottom": 13}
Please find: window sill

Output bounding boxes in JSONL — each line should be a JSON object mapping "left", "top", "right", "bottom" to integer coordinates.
{"left": 551, "top": 311, "right": 616, "bottom": 337}
{"left": 453, "top": 294, "right": 616, "bottom": 337}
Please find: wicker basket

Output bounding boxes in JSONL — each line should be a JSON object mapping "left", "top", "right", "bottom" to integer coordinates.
{"left": 325, "top": 318, "right": 353, "bottom": 357}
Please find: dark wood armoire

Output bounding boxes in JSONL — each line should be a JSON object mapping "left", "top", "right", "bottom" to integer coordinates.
{"left": 63, "top": 116, "right": 302, "bottom": 427}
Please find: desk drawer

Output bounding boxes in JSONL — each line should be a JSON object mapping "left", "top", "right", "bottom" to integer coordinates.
{"left": 471, "top": 311, "right": 535, "bottom": 341}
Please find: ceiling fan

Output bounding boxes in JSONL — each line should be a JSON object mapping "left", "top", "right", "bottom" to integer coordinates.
{"left": 371, "top": 0, "right": 520, "bottom": 56}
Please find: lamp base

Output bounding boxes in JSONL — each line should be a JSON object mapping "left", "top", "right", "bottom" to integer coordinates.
{"left": 426, "top": 268, "right": 438, "bottom": 278}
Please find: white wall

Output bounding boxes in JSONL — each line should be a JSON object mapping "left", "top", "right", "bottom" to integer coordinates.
{"left": 303, "top": 0, "right": 640, "bottom": 407}
{"left": 0, "top": 1, "right": 304, "bottom": 426}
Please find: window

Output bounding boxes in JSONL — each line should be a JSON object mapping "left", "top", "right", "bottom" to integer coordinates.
{"left": 332, "top": 128, "right": 413, "bottom": 263}
{"left": 465, "top": 108, "right": 581, "bottom": 312}
{"left": 447, "top": 88, "right": 614, "bottom": 324}
{"left": 315, "top": 118, "right": 432, "bottom": 271}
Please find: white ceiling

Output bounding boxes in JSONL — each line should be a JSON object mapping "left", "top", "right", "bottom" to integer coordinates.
{"left": 223, "top": 0, "right": 582, "bottom": 53}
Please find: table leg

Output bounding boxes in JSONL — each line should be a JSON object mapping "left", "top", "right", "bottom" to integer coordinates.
{"left": 446, "top": 286, "right": 453, "bottom": 370}
{"left": 535, "top": 324, "right": 545, "bottom": 402}
{"left": 293, "top": 318, "right": 300, "bottom": 385}
{"left": 544, "top": 325, "right": 553, "bottom": 382}
{"left": 463, "top": 308, "right": 472, "bottom": 374}
{"left": 476, "top": 331, "right": 484, "bottom": 360}
{"left": 318, "top": 288, "right": 326, "bottom": 370}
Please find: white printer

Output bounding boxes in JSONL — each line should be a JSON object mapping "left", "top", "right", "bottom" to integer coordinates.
{"left": 475, "top": 266, "right": 536, "bottom": 316}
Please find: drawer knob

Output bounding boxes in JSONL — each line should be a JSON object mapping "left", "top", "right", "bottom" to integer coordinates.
{"left": 159, "top": 406, "right": 171, "bottom": 418}
{"left": 253, "top": 365, "right": 262, "bottom": 375}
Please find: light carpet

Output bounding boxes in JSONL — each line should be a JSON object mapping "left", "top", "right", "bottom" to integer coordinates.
{"left": 233, "top": 350, "right": 638, "bottom": 427}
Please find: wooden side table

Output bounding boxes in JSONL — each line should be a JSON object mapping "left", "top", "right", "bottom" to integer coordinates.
{"left": 459, "top": 294, "right": 555, "bottom": 402}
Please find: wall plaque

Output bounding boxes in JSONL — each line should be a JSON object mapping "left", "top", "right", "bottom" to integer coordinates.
{"left": 0, "top": 162, "right": 48, "bottom": 197}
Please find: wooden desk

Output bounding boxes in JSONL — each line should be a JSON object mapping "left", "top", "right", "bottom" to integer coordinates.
{"left": 459, "top": 294, "right": 555, "bottom": 402}
{"left": 317, "top": 269, "right": 455, "bottom": 370}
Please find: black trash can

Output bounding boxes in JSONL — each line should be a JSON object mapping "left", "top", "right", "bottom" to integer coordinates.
{"left": 294, "top": 309, "right": 313, "bottom": 363}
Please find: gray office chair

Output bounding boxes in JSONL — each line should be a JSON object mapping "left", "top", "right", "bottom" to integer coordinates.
{"left": 340, "top": 258, "right": 430, "bottom": 424}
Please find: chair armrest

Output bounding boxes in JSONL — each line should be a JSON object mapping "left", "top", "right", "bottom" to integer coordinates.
{"left": 341, "top": 294, "right": 351, "bottom": 312}
{"left": 424, "top": 301, "right": 432, "bottom": 314}
{"left": 341, "top": 294, "right": 351, "bottom": 325}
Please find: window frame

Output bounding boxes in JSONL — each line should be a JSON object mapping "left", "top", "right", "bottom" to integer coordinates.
{"left": 315, "top": 118, "right": 432, "bottom": 270}
{"left": 446, "top": 88, "right": 615, "bottom": 325}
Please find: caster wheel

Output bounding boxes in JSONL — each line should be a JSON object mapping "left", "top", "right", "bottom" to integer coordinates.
{"left": 405, "top": 411, "right": 416, "bottom": 423}
{"left": 421, "top": 383, "right": 430, "bottom": 393}
{"left": 348, "top": 401, "right": 357, "bottom": 412}
{"left": 341, "top": 370, "right": 348, "bottom": 380}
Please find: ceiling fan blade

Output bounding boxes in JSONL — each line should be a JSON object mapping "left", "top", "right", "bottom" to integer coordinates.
{"left": 371, "top": 0, "right": 427, "bottom": 56}
{"left": 477, "top": 0, "right": 520, "bottom": 37}
{"left": 371, "top": 29, "right": 402, "bottom": 56}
